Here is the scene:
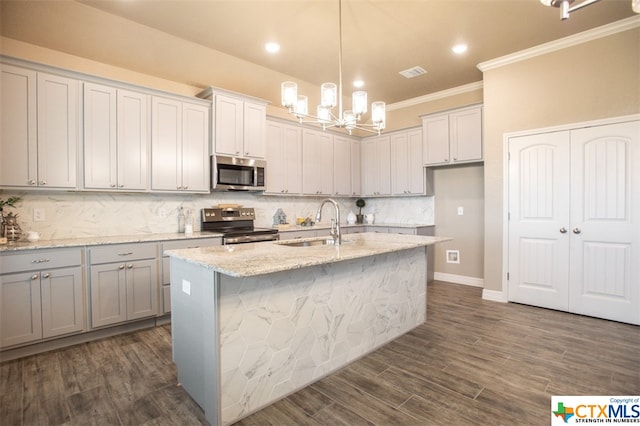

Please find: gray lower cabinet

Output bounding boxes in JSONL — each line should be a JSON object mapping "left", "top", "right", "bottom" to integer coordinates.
{"left": 89, "top": 242, "right": 158, "bottom": 328}
{"left": 0, "top": 248, "right": 84, "bottom": 348}
{"left": 161, "top": 237, "right": 222, "bottom": 313}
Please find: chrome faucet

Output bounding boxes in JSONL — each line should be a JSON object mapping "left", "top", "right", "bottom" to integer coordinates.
{"left": 315, "top": 198, "right": 342, "bottom": 245}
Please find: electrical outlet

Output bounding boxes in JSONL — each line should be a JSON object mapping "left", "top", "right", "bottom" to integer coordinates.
{"left": 33, "top": 208, "right": 45, "bottom": 222}
{"left": 457, "top": 206, "right": 464, "bottom": 215}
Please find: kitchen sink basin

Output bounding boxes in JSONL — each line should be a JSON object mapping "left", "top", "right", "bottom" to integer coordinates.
{"left": 278, "top": 239, "right": 335, "bottom": 247}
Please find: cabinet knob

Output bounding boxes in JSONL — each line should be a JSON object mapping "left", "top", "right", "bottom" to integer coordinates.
{"left": 42, "top": 273, "right": 50, "bottom": 278}
{"left": 572, "top": 227, "right": 582, "bottom": 234}
{"left": 444, "top": 158, "right": 448, "bottom": 162}
{"left": 453, "top": 157, "right": 457, "bottom": 161}
{"left": 183, "top": 185, "right": 188, "bottom": 190}
{"left": 119, "top": 184, "right": 124, "bottom": 188}
{"left": 110, "top": 184, "right": 117, "bottom": 188}
{"left": 560, "top": 227, "right": 568, "bottom": 234}
{"left": 39, "top": 180, "right": 47, "bottom": 185}
{"left": 119, "top": 264, "right": 125, "bottom": 270}
{"left": 177, "top": 186, "right": 182, "bottom": 190}
{"left": 31, "top": 273, "right": 39, "bottom": 280}
{"left": 245, "top": 152, "right": 249, "bottom": 156}
{"left": 29, "top": 180, "right": 37, "bottom": 185}
{"left": 127, "top": 264, "right": 133, "bottom": 269}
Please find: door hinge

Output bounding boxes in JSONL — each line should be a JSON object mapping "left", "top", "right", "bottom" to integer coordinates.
{"left": 508, "top": 151, "right": 511, "bottom": 161}
{"left": 507, "top": 272, "right": 510, "bottom": 280}
{"left": 508, "top": 212, "right": 510, "bottom": 220}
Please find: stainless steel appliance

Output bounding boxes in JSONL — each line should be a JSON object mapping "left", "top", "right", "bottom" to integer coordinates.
{"left": 201, "top": 207, "right": 278, "bottom": 244}
{"left": 212, "top": 155, "right": 266, "bottom": 191}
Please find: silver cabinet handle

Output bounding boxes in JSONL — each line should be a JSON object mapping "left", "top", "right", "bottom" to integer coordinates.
{"left": 42, "top": 273, "right": 50, "bottom": 278}
{"left": 560, "top": 227, "right": 567, "bottom": 233}
{"left": 31, "top": 258, "right": 51, "bottom": 263}
{"left": 119, "top": 264, "right": 125, "bottom": 270}
{"left": 118, "top": 252, "right": 133, "bottom": 256}
{"left": 572, "top": 227, "right": 582, "bottom": 234}
{"left": 31, "top": 274, "right": 39, "bottom": 280}
{"left": 127, "top": 264, "right": 133, "bottom": 269}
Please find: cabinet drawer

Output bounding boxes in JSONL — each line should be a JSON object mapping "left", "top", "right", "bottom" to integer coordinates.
{"left": 89, "top": 242, "right": 156, "bottom": 265}
{"left": 1, "top": 248, "right": 83, "bottom": 274}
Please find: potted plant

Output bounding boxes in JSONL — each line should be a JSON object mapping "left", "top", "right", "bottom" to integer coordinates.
{"left": 355, "top": 198, "right": 365, "bottom": 224}
{"left": 0, "top": 196, "right": 22, "bottom": 241}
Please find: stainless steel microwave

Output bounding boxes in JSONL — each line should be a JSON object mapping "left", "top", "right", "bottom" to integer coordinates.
{"left": 211, "top": 155, "right": 266, "bottom": 191}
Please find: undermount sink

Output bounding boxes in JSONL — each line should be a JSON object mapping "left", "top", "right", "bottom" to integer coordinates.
{"left": 278, "top": 239, "right": 335, "bottom": 247}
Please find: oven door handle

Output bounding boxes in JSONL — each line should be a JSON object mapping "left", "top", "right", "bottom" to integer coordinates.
{"left": 225, "top": 234, "right": 279, "bottom": 244}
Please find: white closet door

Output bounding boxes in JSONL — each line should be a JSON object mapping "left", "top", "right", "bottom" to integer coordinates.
{"left": 508, "top": 131, "right": 571, "bottom": 310}
{"left": 568, "top": 121, "right": 639, "bottom": 325}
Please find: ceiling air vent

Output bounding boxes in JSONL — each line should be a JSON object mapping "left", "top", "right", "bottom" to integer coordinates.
{"left": 399, "top": 66, "right": 427, "bottom": 79}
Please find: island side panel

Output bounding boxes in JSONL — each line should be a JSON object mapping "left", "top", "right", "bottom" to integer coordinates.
{"left": 170, "top": 258, "right": 221, "bottom": 426}
{"left": 218, "top": 246, "right": 427, "bottom": 424}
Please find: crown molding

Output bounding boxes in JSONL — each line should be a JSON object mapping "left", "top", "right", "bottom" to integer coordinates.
{"left": 478, "top": 15, "right": 640, "bottom": 72}
{"left": 387, "top": 81, "right": 483, "bottom": 111}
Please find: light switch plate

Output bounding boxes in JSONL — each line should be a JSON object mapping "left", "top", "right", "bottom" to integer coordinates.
{"left": 457, "top": 206, "right": 464, "bottom": 215}
{"left": 182, "top": 279, "right": 191, "bottom": 296}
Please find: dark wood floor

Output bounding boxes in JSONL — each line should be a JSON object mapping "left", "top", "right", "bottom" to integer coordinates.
{"left": 2, "top": 281, "right": 638, "bottom": 425}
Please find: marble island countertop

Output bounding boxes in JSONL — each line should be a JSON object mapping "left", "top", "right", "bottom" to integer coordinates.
{"left": 0, "top": 231, "right": 223, "bottom": 252}
{"left": 166, "top": 232, "right": 450, "bottom": 278}
{"left": 277, "top": 222, "right": 434, "bottom": 231}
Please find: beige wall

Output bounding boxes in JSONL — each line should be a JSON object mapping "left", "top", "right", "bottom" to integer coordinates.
{"left": 433, "top": 164, "right": 484, "bottom": 279}
{"left": 482, "top": 28, "right": 640, "bottom": 292}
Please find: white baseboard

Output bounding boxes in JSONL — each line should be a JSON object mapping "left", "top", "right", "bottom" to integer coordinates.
{"left": 433, "top": 272, "right": 484, "bottom": 287}
{"left": 482, "top": 289, "right": 507, "bottom": 303}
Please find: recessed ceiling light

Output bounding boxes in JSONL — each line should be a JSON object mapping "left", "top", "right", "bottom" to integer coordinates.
{"left": 353, "top": 80, "right": 364, "bottom": 88}
{"left": 452, "top": 44, "right": 468, "bottom": 54}
{"left": 265, "top": 42, "right": 280, "bottom": 54}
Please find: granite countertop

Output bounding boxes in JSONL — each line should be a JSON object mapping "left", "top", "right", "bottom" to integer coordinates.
{"left": 0, "top": 231, "right": 223, "bottom": 252}
{"left": 277, "top": 222, "right": 435, "bottom": 232}
{"left": 165, "top": 232, "right": 450, "bottom": 278}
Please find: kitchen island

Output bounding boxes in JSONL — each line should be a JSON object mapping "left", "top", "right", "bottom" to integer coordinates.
{"left": 166, "top": 232, "right": 449, "bottom": 425}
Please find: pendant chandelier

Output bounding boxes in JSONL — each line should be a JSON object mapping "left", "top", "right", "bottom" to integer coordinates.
{"left": 540, "top": 0, "right": 640, "bottom": 20}
{"left": 280, "top": 0, "right": 386, "bottom": 135}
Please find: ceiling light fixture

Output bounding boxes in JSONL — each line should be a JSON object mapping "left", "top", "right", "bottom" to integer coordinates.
{"left": 265, "top": 42, "right": 280, "bottom": 53}
{"left": 280, "top": 0, "right": 385, "bottom": 135}
{"left": 541, "top": 0, "right": 639, "bottom": 20}
{"left": 452, "top": 44, "right": 468, "bottom": 54}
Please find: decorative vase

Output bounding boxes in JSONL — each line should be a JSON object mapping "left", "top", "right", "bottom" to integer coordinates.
{"left": 356, "top": 214, "right": 364, "bottom": 224}
{"left": 3, "top": 212, "right": 22, "bottom": 242}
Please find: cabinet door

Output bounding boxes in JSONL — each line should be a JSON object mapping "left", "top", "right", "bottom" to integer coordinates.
{"left": 182, "top": 102, "right": 210, "bottom": 192}
{"left": 83, "top": 83, "right": 117, "bottom": 189}
{"left": 282, "top": 124, "right": 302, "bottom": 194}
{"left": 118, "top": 89, "right": 150, "bottom": 190}
{"left": 151, "top": 97, "right": 182, "bottom": 191}
{"left": 90, "top": 263, "right": 127, "bottom": 328}
{"left": 376, "top": 136, "right": 392, "bottom": 195}
{"left": 0, "top": 271, "right": 42, "bottom": 347}
{"left": 302, "top": 129, "right": 322, "bottom": 195}
{"left": 361, "top": 138, "right": 377, "bottom": 196}
{"left": 333, "top": 136, "right": 352, "bottom": 196}
{"left": 350, "top": 140, "right": 361, "bottom": 196}
{"left": 407, "top": 129, "right": 425, "bottom": 195}
{"left": 1, "top": 64, "right": 37, "bottom": 187}
{"left": 37, "top": 72, "right": 79, "bottom": 188}
{"left": 265, "top": 121, "right": 285, "bottom": 193}
{"left": 423, "top": 114, "right": 449, "bottom": 166}
{"left": 450, "top": 106, "right": 482, "bottom": 163}
{"left": 243, "top": 102, "right": 266, "bottom": 158}
{"left": 215, "top": 95, "right": 243, "bottom": 156}
{"left": 126, "top": 259, "right": 158, "bottom": 321}
{"left": 41, "top": 266, "right": 84, "bottom": 338}
{"left": 391, "top": 132, "right": 409, "bottom": 195}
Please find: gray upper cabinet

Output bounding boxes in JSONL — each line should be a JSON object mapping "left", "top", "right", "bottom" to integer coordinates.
{"left": 422, "top": 104, "right": 483, "bottom": 166}
{"left": 265, "top": 120, "right": 302, "bottom": 194}
{"left": 151, "top": 96, "right": 210, "bottom": 193}
{"left": 198, "top": 87, "right": 268, "bottom": 159}
{"left": 391, "top": 128, "right": 426, "bottom": 196}
{"left": 0, "top": 248, "right": 84, "bottom": 348}
{"left": 302, "top": 128, "right": 333, "bottom": 195}
{"left": 83, "top": 82, "right": 150, "bottom": 191}
{"left": 361, "top": 135, "right": 391, "bottom": 196}
{"left": 0, "top": 64, "right": 79, "bottom": 189}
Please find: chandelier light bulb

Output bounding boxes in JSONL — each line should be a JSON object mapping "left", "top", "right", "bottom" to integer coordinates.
{"left": 371, "top": 101, "right": 386, "bottom": 128}
{"left": 343, "top": 110, "right": 356, "bottom": 129}
{"left": 352, "top": 91, "right": 368, "bottom": 116}
{"left": 281, "top": 81, "right": 297, "bottom": 108}
{"left": 320, "top": 83, "right": 337, "bottom": 108}
{"left": 317, "top": 105, "right": 332, "bottom": 123}
{"left": 295, "top": 95, "right": 308, "bottom": 116}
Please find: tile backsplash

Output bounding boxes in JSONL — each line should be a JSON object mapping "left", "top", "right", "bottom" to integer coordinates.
{"left": 1, "top": 191, "right": 434, "bottom": 240}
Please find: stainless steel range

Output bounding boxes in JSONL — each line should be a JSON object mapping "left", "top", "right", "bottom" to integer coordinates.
{"left": 201, "top": 207, "right": 279, "bottom": 244}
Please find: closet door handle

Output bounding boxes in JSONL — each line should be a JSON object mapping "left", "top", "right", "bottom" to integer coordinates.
{"left": 560, "top": 227, "right": 567, "bottom": 234}
{"left": 572, "top": 227, "right": 581, "bottom": 234}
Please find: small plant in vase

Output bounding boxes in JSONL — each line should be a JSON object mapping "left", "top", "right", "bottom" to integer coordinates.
{"left": 355, "top": 198, "right": 366, "bottom": 224}
{"left": 0, "top": 196, "right": 22, "bottom": 242}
